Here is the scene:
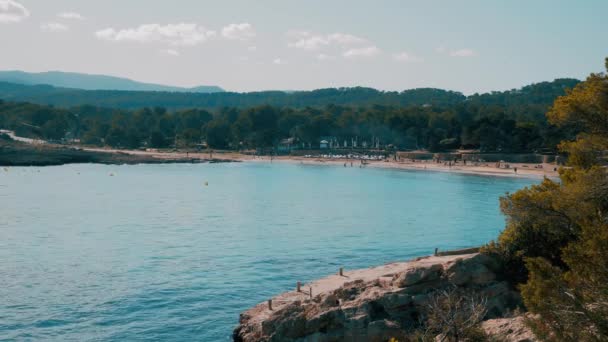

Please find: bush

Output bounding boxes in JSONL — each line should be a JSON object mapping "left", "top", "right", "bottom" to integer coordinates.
{"left": 396, "top": 288, "right": 491, "bottom": 342}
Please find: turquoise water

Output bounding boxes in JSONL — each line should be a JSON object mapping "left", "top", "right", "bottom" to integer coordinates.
{"left": 0, "top": 162, "right": 536, "bottom": 341}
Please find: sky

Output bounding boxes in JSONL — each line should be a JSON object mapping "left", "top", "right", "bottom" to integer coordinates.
{"left": 1, "top": 0, "right": 607, "bottom": 93}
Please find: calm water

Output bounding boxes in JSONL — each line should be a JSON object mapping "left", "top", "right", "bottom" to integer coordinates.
{"left": 0, "top": 162, "right": 536, "bottom": 341}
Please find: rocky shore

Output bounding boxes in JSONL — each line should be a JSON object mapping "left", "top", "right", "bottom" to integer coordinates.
{"left": 234, "top": 252, "right": 535, "bottom": 342}
{"left": 0, "top": 140, "right": 237, "bottom": 166}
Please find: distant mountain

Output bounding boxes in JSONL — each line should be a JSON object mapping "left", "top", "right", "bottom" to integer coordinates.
{"left": 0, "top": 71, "right": 224, "bottom": 93}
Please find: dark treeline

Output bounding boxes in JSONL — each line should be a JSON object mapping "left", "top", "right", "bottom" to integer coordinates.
{"left": 0, "top": 82, "right": 465, "bottom": 110}
{"left": 0, "top": 78, "right": 580, "bottom": 152}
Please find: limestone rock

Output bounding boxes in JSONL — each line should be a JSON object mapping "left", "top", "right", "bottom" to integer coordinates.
{"left": 445, "top": 253, "right": 496, "bottom": 285}
{"left": 234, "top": 253, "right": 521, "bottom": 342}
{"left": 393, "top": 264, "right": 442, "bottom": 287}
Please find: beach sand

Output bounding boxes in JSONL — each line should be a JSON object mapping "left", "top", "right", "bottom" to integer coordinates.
{"left": 80, "top": 147, "right": 559, "bottom": 179}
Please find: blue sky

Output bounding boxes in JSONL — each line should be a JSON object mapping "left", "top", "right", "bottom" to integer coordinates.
{"left": 1, "top": 0, "right": 607, "bottom": 93}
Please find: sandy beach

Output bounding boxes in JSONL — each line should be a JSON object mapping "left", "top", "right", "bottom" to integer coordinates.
{"left": 262, "top": 156, "right": 557, "bottom": 179}
{"left": 78, "top": 146, "right": 559, "bottom": 179}
{"left": 0, "top": 128, "right": 560, "bottom": 178}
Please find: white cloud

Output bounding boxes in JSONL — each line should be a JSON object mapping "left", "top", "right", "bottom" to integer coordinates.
{"left": 247, "top": 46, "right": 257, "bottom": 52}
{"left": 288, "top": 31, "right": 367, "bottom": 51}
{"left": 449, "top": 48, "right": 476, "bottom": 57}
{"left": 343, "top": 46, "right": 381, "bottom": 58}
{"left": 393, "top": 51, "right": 422, "bottom": 63}
{"left": 0, "top": 0, "right": 29, "bottom": 23}
{"left": 162, "top": 49, "right": 180, "bottom": 56}
{"left": 221, "top": 23, "right": 255, "bottom": 40}
{"left": 58, "top": 12, "right": 84, "bottom": 20}
{"left": 41, "top": 22, "right": 69, "bottom": 33}
{"left": 273, "top": 58, "right": 286, "bottom": 65}
{"left": 95, "top": 23, "right": 216, "bottom": 46}
{"left": 317, "top": 53, "right": 336, "bottom": 61}
{"left": 435, "top": 46, "right": 446, "bottom": 54}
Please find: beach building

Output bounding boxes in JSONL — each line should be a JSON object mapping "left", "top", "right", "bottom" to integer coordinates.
{"left": 319, "top": 140, "right": 329, "bottom": 149}
{"left": 319, "top": 136, "right": 339, "bottom": 149}
{"left": 278, "top": 138, "right": 296, "bottom": 153}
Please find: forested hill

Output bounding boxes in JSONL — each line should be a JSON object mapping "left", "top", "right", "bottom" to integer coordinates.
{"left": 0, "top": 77, "right": 582, "bottom": 154}
{"left": 0, "top": 77, "right": 582, "bottom": 153}
{"left": 0, "top": 71, "right": 224, "bottom": 94}
{"left": 0, "top": 82, "right": 469, "bottom": 109}
{"left": 467, "top": 79, "right": 580, "bottom": 106}
{"left": 0, "top": 78, "right": 579, "bottom": 110}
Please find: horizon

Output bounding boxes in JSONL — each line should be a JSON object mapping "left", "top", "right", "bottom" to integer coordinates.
{"left": 1, "top": 0, "right": 606, "bottom": 93}
{"left": 0, "top": 69, "right": 582, "bottom": 96}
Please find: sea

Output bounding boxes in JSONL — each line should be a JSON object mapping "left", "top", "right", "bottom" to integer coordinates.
{"left": 0, "top": 162, "right": 537, "bottom": 341}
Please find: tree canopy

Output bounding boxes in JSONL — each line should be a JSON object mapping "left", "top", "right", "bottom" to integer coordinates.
{"left": 484, "top": 58, "right": 608, "bottom": 341}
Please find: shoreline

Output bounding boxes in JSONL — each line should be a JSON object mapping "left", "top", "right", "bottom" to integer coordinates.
{"left": 0, "top": 141, "right": 237, "bottom": 166}
{"left": 1, "top": 141, "right": 558, "bottom": 179}
{"left": 253, "top": 156, "right": 557, "bottom": 179}
{"left": 74, "top": 146, "right": 558, "bottom": 179}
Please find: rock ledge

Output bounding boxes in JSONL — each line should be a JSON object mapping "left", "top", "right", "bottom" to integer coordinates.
{"left": 234, "top": 253, "right": 524, "bottom": 342}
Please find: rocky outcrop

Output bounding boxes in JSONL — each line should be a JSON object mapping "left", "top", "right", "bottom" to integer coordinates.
{"left": 0, "top": 140, "right": 238, "bottom": 166}
{"left": 234, "top": 253, "right": 523, "bottom": 342}
{"left": 481, "top": 315, "right": 536, "bottom": 342}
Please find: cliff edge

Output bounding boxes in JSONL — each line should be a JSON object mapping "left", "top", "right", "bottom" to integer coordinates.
{"left": 234, "top": 253, "right": 532, "bottom": 342}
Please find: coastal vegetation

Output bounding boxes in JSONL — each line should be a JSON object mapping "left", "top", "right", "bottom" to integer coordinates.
{"left": 0, "top": 78, "right": 579, "bottom": 153}
{"left": 484, "top": 58, "right": 608, "bottom": 341}
{"left": 418, "top": 288, "right": 490, "bottom": 341}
